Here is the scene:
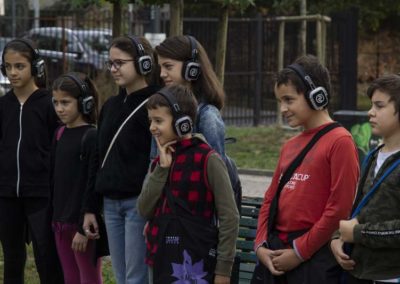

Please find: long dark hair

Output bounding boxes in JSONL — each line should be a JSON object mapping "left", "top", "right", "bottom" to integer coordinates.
{"left": 156, "top": 35, "right": 225, "bottom": 110}
{"left": 2, "top": 39, "right": 48, "bottom": 89}
{"left": 52, "top": 72, "right": 99, "bottom": 124}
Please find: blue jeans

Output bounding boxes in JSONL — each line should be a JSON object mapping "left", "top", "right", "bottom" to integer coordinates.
{"left": 103, "top": 197, "right": 148, "bottom": 284}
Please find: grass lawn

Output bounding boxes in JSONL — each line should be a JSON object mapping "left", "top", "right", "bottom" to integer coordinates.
{"left": 226, "top": 124, "right": 299, "bottom": 171}
{"left": 0, "top": 244, "right": 116, "bottom": 283}
{"left": 0, "top": 125, "right": 293, "bottom": 281}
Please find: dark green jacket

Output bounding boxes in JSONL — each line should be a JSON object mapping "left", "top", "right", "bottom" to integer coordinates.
{"left": 350, "top": 148, "right": 400, "bottom": 280}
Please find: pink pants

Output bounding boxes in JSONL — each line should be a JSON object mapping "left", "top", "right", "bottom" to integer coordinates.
{"left": 53, "top": 222, "right": 102, "bottom": 284}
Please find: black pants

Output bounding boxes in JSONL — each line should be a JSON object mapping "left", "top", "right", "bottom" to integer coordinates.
{"left": 345, "top": 273, "right": 388, "bottom": 284}
{"left": 251, "top": 244, "right": 341, "bottom": 284}
{"left": 0, "top": 197, "right": 64, "bottom": 284}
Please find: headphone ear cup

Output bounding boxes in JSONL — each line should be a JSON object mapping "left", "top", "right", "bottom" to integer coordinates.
{"left": 307, "top": 87, "right": 329, "bottom": 110}
{"left": 136, "top": 55, "right": 152, "bottom": 75}
{"left": 174, "top": 116, "right": 193, "bottom": 137}
{"left": 31, "top": 58, "right": 45, "bottom": 78}
{"left": 79, "top": 96, "right": 95, "bottom": 115}
{"left": 182, "top": 60, "right": 201, "bottom": 81}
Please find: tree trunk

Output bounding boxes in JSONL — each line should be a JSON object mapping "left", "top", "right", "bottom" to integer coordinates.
{"left": 299, "top": 0, "right": 307, "bottom": 55}
{"left": 112, "top": 1, "right": 122, "bottom": 37}
{"left": 215, "top": 4, "right": 229, "bottom": 86}
{"left": 169, "top": 0, "right": 183, "bottom": 36}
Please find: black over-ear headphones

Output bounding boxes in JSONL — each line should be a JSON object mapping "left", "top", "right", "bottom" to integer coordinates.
{"left": 126, "top": 36, "right": 152, "bottom": 75}
{"left": 182, "top": 35, "right": 201, "bottom": 81}
{"left": 287, "top": 63, "right": 329, "bottom": 110}
{"left": 63, "top": 73, "right": 95, "bottom": 115}
{"left": 157, "top": 88, "right": 193, "bottom": 137}
{"left": 1, "top": 38, "right": 45, "bottom": 78}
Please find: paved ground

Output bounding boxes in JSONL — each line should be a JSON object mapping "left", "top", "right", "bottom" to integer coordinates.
{"left": 239, "top": 173, "right": 272, "bottom": 198}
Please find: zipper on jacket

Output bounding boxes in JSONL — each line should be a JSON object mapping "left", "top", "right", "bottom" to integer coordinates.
{"left": 16, "top": 103, "right": 23, "bottom": 197}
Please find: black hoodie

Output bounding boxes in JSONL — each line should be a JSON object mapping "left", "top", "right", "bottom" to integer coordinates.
{"left": 93, "top": 85, "right": 159, "bottom": 200}
{"left": 0, "top": 89, "right": 59, "bottom": 197}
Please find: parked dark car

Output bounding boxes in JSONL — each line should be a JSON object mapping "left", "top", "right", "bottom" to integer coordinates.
{"left": 22, "top": 27, "right": 111, "bottom": 83}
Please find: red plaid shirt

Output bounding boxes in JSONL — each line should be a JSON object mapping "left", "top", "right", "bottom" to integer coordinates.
{"left": 145, "top": 138, "right": 215, "bottom": 266}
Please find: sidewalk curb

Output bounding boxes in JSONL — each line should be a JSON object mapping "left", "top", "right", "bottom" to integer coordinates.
{"left": 238, "top": 168, "right": 274, "bottom": 177}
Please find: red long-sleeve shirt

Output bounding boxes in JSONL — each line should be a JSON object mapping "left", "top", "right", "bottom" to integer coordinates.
{"left": 254, "top": 123, "right": 360, "bottom": 260}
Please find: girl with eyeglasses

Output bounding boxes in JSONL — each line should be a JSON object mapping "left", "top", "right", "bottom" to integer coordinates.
{"left": 82, "top": 36, "right": 160, "bottom": 284}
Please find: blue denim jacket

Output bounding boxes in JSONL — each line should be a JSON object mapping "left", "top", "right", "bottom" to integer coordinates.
{"left": 195, "top": 103, "right": 226, "bottom": 159}
{"left": 150, "top": 103, "right": 226, "bottom": 160}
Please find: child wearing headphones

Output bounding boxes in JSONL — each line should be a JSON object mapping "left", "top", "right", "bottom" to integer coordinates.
{"left": 252, "top": 55, "right": 360, "bottom": 284}
{"left": 0, "top": 39, "right": 64, "bottom": 283}
{"left": 82, "top": 36, "right": 160, "bottom": 284}
{"left": 331, "top": 74, "right": 400, "bottom": 284}
{"left": 51, "top": 72, "right": 107, "bottom": 284}
{"left": 155, "top": 35, "right": 226, "bottom": 159}
{"left": 137, "top": 84, "right": 239, "bottom": 284}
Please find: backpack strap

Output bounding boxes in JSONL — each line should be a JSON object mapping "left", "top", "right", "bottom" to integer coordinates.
{"left": 80, "top": 127, "right": 96, "bottom": 161}
{"left": 101, "top": 98, "right": 149, "bottom": 168}
{"left": 351, "top": 155, "right": 400, "bottom": 218}
{"left": 56, "top": 125, "right": 66, "bottom": 141}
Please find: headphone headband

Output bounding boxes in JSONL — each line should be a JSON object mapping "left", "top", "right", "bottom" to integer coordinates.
{"left": 156, "top": 88, "right": 193, "bottom": 137}
{"left": 63, "top": 73, "right": 88, "bottom": 97}
{"left": 287, "top": 63, "right": 329, "bottom": 110}
{"left": 63, "top": 73, "right": 94, "bottom": 115}
{"left": 287, "top": 63, "right": 315, "bottom": 91}
{"left": 187, "top": 35, "right": 198, "bottom": 62}
{"left": 126, "top": 35, "right": 152, "bottom": 75}
{"left": 157, "top": 89, "right": 182, "bottom": 117}
{"left": 127, "top": 36, "right": 145, "bottom": 57}
{"left": 182, "top": 35, "right": 201, "bottom": 81}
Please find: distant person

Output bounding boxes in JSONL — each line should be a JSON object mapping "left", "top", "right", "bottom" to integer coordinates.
{"left": 252, "top": 55, "right": 360, "bottom": 283}
{"left": 331, "top": 74, "right": 400, "bottom": 284}
{"left": 83, "top": 35, "right": 160, "bottom": 284}
{"left": 0, "top": 38, "right": 63, "bottom": 283}
{"left": 51, "top": 72, "right": 108, "bottom": 284}
{"left": 138, "top": 85, "right": 239, "bottom": 284}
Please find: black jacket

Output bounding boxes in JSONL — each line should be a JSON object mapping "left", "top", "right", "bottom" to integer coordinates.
{"left": 0, "top": 89, "right": 59, "bottom": 197}
{"left": 94, "top": 85, "right": 159, "bottom": 200}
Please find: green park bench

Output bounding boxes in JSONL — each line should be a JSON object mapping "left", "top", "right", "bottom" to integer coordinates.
{"left": 231, "top": 196, "right": 264, "bottom": 284}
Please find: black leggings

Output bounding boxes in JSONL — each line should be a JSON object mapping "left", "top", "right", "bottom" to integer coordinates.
{"left": 0, "top": 197, "right": 64, "bottom": 284}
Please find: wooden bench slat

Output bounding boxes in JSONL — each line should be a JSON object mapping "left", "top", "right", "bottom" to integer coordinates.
{"left": 239, "top": 271, "right": 254, "bottom": 280}
{"left": 236, "top": 251, "right": 257, "bottom": 262}
{"left": 239, "top": 217, "right": 258, "bottom": 228}
{"left": 238, "top": 228, "right": 256, "bottom": 239}
{"left": 240, "top": 207, "right": 260, "bottom": 218}
{"left": 240, "top": 263, "right": 256, "bottom": 273}
{"left": 233, "top": 196, "right": 263, "bottom": 283}
{"left": 236, "top": 239, "right": 254, "bottom": 250}
{"left": 241, "top": 197, "right": 264, "bottom": 206}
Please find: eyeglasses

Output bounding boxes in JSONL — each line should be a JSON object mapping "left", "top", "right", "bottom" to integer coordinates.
{"left": 105, "top": 59, "right": 135, "bottom": 70}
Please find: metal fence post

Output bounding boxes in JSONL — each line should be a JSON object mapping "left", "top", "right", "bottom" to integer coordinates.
{"left": 253, "top": 13, "right": 263, "bottom": 126}
{"left": 276, "top": 21, "right": 285, "bottom": 126}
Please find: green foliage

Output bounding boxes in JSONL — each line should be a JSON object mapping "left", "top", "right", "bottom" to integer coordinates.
{"left": 223, "top": 0, "right": 255, "bottom": 11}
{"left": 0, "top": 244, "right": 116, "bottom": 283}
{"left": 69, "top": 0, "right": 106, "bottom": 8}
{"left": 253, "top": 0, "right": 400, "bottom": 32}
{"left": 351, "top": 122, "right": 372, "bottom": 155}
